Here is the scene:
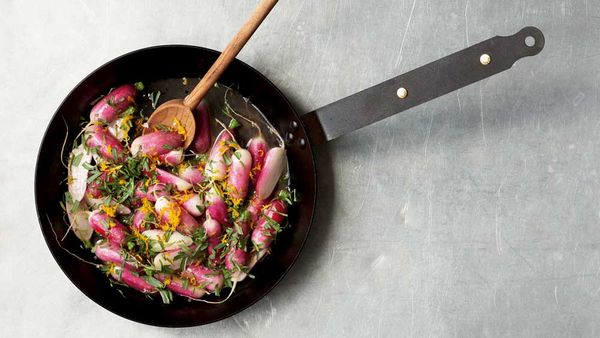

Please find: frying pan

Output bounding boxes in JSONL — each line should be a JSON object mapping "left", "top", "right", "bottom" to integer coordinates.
{"left": 34, "top": 26, "right": 544, "bottom": 327}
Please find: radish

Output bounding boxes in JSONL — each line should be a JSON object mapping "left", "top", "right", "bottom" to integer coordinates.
{"left": 110, "top": 266, "right": 156, "bottom": 293}
{"left": 90, "top": 84, "right": 137, "bottom": 123}
{"left": 202, "top": 218, "right": 222, "bottom": 238}
{"left": 205, "top": 186, "right": 227, "bottom": 224}
{"left": 154, "top": 168, "right": 192, "bottom": 191}
{"left": 207, "top": 237, "right": 223, "bottom": 266}
{"left": 192, "top": 101, "right": 211, "bottom": 153}
{"left": 86, "top": 125, "right": 125, "bottom": 162}
{"left": 178, "top": 165, "right": 205, "bottom": 185}
{"left": 204, "top": 129, "right": 232, "bottom": 181}
{"left": 246, "top": 193, "right": 267, "bottom": 224}
{"left": 131, "top": 208, "right": 151, "bottom": 231}
{"left": 66, "top": 207, "right": 93, "bottom": 241}
{"left": 227, "top": 149, "right": 252, "bottom": 201}
{"left": 158, "top": 149, "right": 184, "bottom": 166}
{"left": 68, "top": 144, "right": 92, "bottom": 202}
{"left": 251, "top": 199, "right": 287, "bottom": 250}
{"left": 233, "top": 212, "right": 251, "bottom": 238}
{"left": 184, "top": 265, "right": 224, "bottom": 293}
{"left": 95, "top": 241, "right": 138, "bottom": 270}
{"left": 247, "top": 136, "right": 267, "bottom": 185}
{"left": 255, "top": 147, "right": 286, "bottom": 200}
{"left": 107, "top": 116, "right": 130, "bottom": 141}
{"left": 153, "top": 247, "right": 192, "bottom": 271}
{"left": 88, "top": 210, "right": 129, "bottom": 246}
{"left": 85, "top": 198, "right": 131, "bottom": 215}
{"left": 181, "top": 194, "right": 203, "bottom": 217}
{"left": 178, "top": 210, "right": 201, "bottom": 235}
{"left": 86, "top": 174, "right": 106, "bottom": 199}
{"left": 156, "top": 274, "right": 206, "bottom": 299}
{"left": 225, "top": 248, "right": 248, "bottom": 272}
{"left": 130, "top": 131, "right": 182, "bottom": 157}
{"left": 142, "top": 229, "right": 192, "bottom": 252}
{"left": 154, "top": 196, "right": 199, "bottom": 235}
{"left": 134, "top": 183, "right": 168, "bottom": 202}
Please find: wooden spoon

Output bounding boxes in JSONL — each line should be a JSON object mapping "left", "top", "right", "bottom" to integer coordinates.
{"left": 145, "top": 0, "right": 279, "bottom": 148}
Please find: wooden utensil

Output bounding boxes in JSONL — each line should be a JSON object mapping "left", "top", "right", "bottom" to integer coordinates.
{"left": 145, "top": 0, "right": 279, "bottom": 148}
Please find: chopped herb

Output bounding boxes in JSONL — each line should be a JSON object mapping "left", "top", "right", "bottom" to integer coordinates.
{"left": 148, "top": 91, "right": 161, "bottom": 109}
{"left": 158, "top": 289, "right": 173, "bottom": 304}
{"left": 71, "top": 153, "right": 83, "bottom": 167}
{"left": 228, "top": 118, "right": 240, "bottom": 129}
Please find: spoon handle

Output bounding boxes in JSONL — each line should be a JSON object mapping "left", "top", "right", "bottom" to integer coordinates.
{"left": 184, "top": 0, "right": 278, "bottom": 109}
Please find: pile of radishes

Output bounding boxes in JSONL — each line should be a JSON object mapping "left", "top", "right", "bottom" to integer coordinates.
{"left": 63, "top": 83, "right": 293, "bottom": 303}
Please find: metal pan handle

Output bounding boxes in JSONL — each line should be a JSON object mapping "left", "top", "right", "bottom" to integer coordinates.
{"left": 301, "top": 26, "right": 545, "bottom": 145}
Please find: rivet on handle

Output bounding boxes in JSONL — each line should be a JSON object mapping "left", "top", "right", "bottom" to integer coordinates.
{"left": 480, "top": 53, "right": 491, "bottom": 65}
{"left": 397, "top": 87, "right": 408, "bottom": 99}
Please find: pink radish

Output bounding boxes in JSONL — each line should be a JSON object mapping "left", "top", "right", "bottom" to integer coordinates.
{"left": 207, "top": 237, "right": 223, "bottom": 266}
{"left": 246, "top": 193, "right": 267, "bottom": 224}
{"left": 178, "top": 211, "right": 200, "bottom": 236}
{"left": 130, "top": 131, "right": 182, "bottom": 157}
{"left": 181, "top": 194, "right": 203, "bottom": 217}
{"left": 192, "top": 101, "right": 211, "bottom": 153}
{"left": 95, "top": 241, "right": 138, "bottom": 270}
{"left": 178, "top": 165, "right": 205, "bottom": 185}
{"left": 110, "top": 267, "right": 156, "bottom": 293}
{"left": 255, "top": 147, "right": 286, "bottom": 200}
{"left": 233, "top": 212, "right": 251, "bottom": 238}
{"left": 227, "top": 149, "right": 252, "bottom": 201}
{"left": 88, "top": 210, "right": 128, "bottom": 246}
{"left": 202, "top": 218, "right": 222, "bottom": 238}
{"left": 225, "top": 248, "right": 248, "bottom": 272}
{"left": 251, "top": 199, "right": 287, "bottom": 250}
{"left": 86, "top": 125, "right": 125, "bottom": 162}
{"left": 132, "top": 208, "right": 151, "bottom": 231}
{"left": 90, "top": 84, "right": 137, "bottom": 123}
{"left": 184, "top": 265, "right": 224, "bottom": 293}
{"left": 135, "top": 183, "right": 168, "bottom": 202}
{"left": 154, "top": 168, "right": 192, "bottom": 191}
{"left": 158, "top": 149, "right": 184, "bottom": 166}
{"left": 68, "top": 144, "right": 92, "bottom": 202}
{"left": 205, "top": 186, "right": 227, "bottom": 224}
{"left": 86, "top": 174, "right": 106, "bottom": 199}
{"left": 154, "top": 196, "right": 199, "bottom": 235}
{"left": 247, "top": 136, "right": 267, "bottom": 185}
{"left": 156, "top": 274, "right": 206, "bottom": 299}
{"left": 204, "top": 129, "right": 232, "bottom": 181}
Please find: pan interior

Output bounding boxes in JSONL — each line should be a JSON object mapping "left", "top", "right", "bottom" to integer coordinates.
{"left": 35, "top": 45, "right": 316, "bottom": 327}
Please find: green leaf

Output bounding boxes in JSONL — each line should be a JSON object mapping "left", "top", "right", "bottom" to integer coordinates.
{"left": 134, "top": 82, "right": 145, "bottom": 91}
{"left": 158, "top": 289, "right": 173, "bottom": 304}
{"left": 87, "top": 170, "right": 102, "bottom": 183}
{"left": 82, "top": 162, "right": 95, "bottom": 170}
{"left": 71, "top": 153, "right": 83, "bottom": 167}
{"left": 228, "top": 118, "right": 240, "bottom": 129}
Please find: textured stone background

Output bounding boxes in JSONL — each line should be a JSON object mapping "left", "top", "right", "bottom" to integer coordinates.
{"left": 2, "top": 0, "right": 600, "bottom": 336}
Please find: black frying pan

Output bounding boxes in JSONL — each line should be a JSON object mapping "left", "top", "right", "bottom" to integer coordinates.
{"left": 34, "top": 26, "right": 544, "bottom": 327}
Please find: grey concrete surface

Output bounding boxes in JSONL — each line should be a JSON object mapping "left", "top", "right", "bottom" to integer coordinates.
{"left": 2, "top": 0, "right": 600, "bottom": 337}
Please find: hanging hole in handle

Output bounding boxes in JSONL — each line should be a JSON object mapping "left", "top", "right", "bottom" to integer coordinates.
{"left": 525, "top": 36, "right": 536, "bottom": 47}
